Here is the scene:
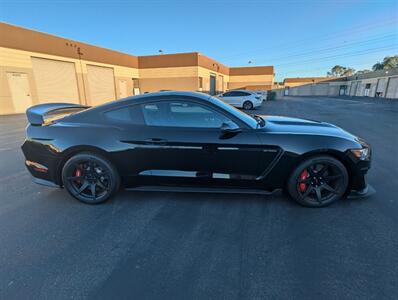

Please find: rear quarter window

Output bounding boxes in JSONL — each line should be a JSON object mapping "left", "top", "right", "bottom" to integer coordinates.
{"left": 104, "top": 105, "right": 145, "bottom": 124}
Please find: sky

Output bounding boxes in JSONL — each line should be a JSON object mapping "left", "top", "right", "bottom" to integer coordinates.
{"left": 1, "top": 0, "right": 397, "bottom": 81}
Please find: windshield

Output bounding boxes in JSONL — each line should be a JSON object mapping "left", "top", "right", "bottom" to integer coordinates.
{"left": 209, "top": 96, "right": 259, "bottom": 128}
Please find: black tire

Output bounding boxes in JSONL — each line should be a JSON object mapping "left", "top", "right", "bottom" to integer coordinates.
{"left": 287, "top": 155, "right": 348, "bottom": 207}
{"left": 243, "top": 101, "right": 254, "bottom": 110}
{"left": 62, "top": 152, "right": 120, "bottom": 204}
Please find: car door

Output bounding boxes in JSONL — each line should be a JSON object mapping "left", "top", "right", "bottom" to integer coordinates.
{"left": 107, "top": 97, "right": 278, "bottom": 188}
{"left": 237, "top": 91, "right": 253, "bottom": 105}
{"left": 221, "top": 91, "right": 241, "bottom": 107}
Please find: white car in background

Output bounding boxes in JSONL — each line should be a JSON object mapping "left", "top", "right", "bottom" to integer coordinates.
{"left": 217, "top": 90, "right": 262, "bottom": 110}
{"left": 255, "top": 90, "right": 268, "bottom": 101}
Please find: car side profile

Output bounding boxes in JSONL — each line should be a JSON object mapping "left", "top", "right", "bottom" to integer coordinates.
{"left": 217, "top": 90, "right": 262, "bottom": 110}
{"left": 22, "top": 91, "right": 372, "bottom": 207}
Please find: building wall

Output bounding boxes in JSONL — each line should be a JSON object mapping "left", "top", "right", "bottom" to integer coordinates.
{"left": 137, "top": 53, "right": 230, "bottom": 94}
{"left": 0, "top": 46, "right": 139, "bottom": 114}
{"left": 229, "top": 66, "right": 274, "bottom": 90}
{"left": 138, "top": 66, "right": 199, "bottom": 93}
{"left": 197, "top": 66, "right": 229, "bottom": 94}
{"left": 0, "top": 22, "right": 275, "bottom": 115}
{"left": 275, "top": 70, "right": 398, "bottom": 99}
{"left": 283, "top": 77, "right": 331, "bottom": 88}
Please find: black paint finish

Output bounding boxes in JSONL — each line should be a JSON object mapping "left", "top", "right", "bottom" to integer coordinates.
{"left": 21, "top": 91, "right": 370, "bottom": 195}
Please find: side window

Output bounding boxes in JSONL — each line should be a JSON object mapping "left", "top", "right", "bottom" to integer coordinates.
{"left": 104, "top": 105, "right": 144, "bottom": 124}
{"left": 223, "top": 91, "right": 233, "bottom": 97}
{"left": 236, "top": 91, "right": 250, "bottom": 96}
{"left": 142, "top": 100, "right": 232, "bottom": 128}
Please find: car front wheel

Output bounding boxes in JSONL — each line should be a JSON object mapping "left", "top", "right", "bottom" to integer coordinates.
{"left": 62, "top": 152, "right": 120, "bottom": 204}
{"left": 287, "top": 155, "right": 348, "bottom": 207}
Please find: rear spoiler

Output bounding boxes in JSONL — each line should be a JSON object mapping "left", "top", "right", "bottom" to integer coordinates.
{"left": 26, "top": 103, "right": 90, "bottom": 125}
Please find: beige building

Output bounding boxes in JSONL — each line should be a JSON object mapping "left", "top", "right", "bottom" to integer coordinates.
{"left": 0, "top": 23, "right": 274, "bottom": 115}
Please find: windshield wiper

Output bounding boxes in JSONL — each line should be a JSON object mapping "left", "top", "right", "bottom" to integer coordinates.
{"left": 251, "top": 114, "right": 266, "bottom": 128}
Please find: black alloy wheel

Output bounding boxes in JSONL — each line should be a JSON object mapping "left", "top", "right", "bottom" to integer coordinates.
{"left": 62, "top": 153, "right": 120, "bottom": 204}
{"left": 243, "top": 101, "right": 254, "bottom": 110}
{"left": 287, "top": 155, "right": 348, "bottom": 207}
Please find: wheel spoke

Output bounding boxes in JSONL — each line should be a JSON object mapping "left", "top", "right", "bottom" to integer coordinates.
{"left": 97, "top": 181, "right": 107, "bottom": 190}
{"left": 321, "top": 183, "right": 338, "bottom": 194}
{"left": 90, "top": 183, "right": 96, "bottom": 200}
{"left": 307, "top": 166, "right": 315, "bottom": 177}
{"left": 315, "top": 187, "right": 323, "bottom": 203}
{"left": 300, "top": 186, "right": 313, "bottom": 200}
{"left": 76, "top": 181, "right": 89, "bottom": 195}
{"left": 318, "top": 164, "right": 328, "bottom": 176}
{"left": 324, "top": 174, "right": 341, "bottom": 182}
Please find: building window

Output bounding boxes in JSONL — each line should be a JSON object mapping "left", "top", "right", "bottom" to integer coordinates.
{"left": 199, "top": 77, "right": 203, "bottom": 89}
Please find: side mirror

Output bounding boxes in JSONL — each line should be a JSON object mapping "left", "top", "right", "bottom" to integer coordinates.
{"left": 220, "top": 121, "right": 241, "bottom": 133}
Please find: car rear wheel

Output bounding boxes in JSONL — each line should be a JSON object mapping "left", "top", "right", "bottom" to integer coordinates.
{"left": 287, "top": 155, "right": 348, "bottom": 207}
{"left": 243, "top": 101, "right": 254, "bottom": 110}
{"left": 62, "top": 152, "right": 120, "bottom": 204}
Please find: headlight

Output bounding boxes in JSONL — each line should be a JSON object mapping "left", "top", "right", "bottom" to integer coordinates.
{"left": 350, "top": 147, "right": 370, "bottom": 160}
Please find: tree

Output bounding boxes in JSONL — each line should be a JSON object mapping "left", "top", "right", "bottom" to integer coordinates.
{"left": 372, "top": 55, "right": 398, "bottom": 71}
{"left": 356, "top": 69, "right": 372, "bottom": 75}
{"left": 327, "top": 65, "right": 355, "bottom": 77}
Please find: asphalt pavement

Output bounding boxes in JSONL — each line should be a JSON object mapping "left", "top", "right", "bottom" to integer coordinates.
{"left": 0, "top": 96, "right": 397, "bottom": 299}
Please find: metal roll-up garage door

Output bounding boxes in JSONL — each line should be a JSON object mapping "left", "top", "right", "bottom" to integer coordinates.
{"left": 31, "top": 57, "right": 80, "bottom": 104}
{"left": 87, "top": 65, "right": 116, "bottom": 105}
{"left": 386, "top": 77, "right": 398, "bottom": 99}
{"left": 375, "top": 78, "right": 388, "bottom": 97}
{"left": 349, "top": 81, "right": 358, "bottom": 96}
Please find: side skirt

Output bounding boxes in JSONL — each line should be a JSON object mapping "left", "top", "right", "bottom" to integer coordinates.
{"left": 125, "top": 185, "right": 282, "bottom": 195}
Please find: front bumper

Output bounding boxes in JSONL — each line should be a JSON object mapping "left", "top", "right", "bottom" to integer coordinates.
{"left": 32, "top": 177, "right": 61, "bottom": 188}
{"left": 348, "top": 184, "right": 375, "bottom": 199}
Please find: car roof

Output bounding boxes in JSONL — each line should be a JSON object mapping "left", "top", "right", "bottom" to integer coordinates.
{"left": 135, "top": 90, "right": 212, "bottom": 100}
{"left": 63, "top": 91, "right": 214, "bottom": 122}
{"left": 119, "top": 91, "right": 213, "bottom": 104}
{"left": 225, "top": 90, "right": 253, "bottom": 93}
{"left": 85, "top": 91, "right": 214, "bottom": 112}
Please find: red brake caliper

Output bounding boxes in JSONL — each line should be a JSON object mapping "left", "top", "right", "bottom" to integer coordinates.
{"left": 75, "top": 168, "right": 81, "bottom": 182}
{"left": 299, "top": 169, "right": 308, "bottom": 192}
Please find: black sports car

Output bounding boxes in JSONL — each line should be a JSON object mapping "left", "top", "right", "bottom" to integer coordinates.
{"left": 22, "top": 91, "right": 371, "bottom": 207}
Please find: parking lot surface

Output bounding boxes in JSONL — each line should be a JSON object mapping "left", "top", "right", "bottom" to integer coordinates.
{"left": 0, "top": 96, "right": 397, "bottom": 299}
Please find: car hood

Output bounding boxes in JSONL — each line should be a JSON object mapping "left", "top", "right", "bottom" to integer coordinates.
{"left": 259, "top": 115, "right": 358, "bottom": 140}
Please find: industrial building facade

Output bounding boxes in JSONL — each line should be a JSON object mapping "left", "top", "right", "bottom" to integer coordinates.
{"left": 278, "top": 71, "right": 398, "bottom": 99}
{"left": 0, "top": 23, "right": 274, "bottom": 115}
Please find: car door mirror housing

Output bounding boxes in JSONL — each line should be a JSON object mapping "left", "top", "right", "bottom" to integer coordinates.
{"left": 220, "top": 121, "right": 241, "bottom": 133}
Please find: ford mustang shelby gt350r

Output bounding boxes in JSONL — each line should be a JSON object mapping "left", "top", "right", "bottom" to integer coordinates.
{"left": 22, "top": 91, "right": 371, "bottom": 207}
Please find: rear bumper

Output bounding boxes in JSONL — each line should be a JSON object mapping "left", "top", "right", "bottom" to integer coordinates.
{"left": 21, "top": 139, "right": 62, "bottom": 186}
